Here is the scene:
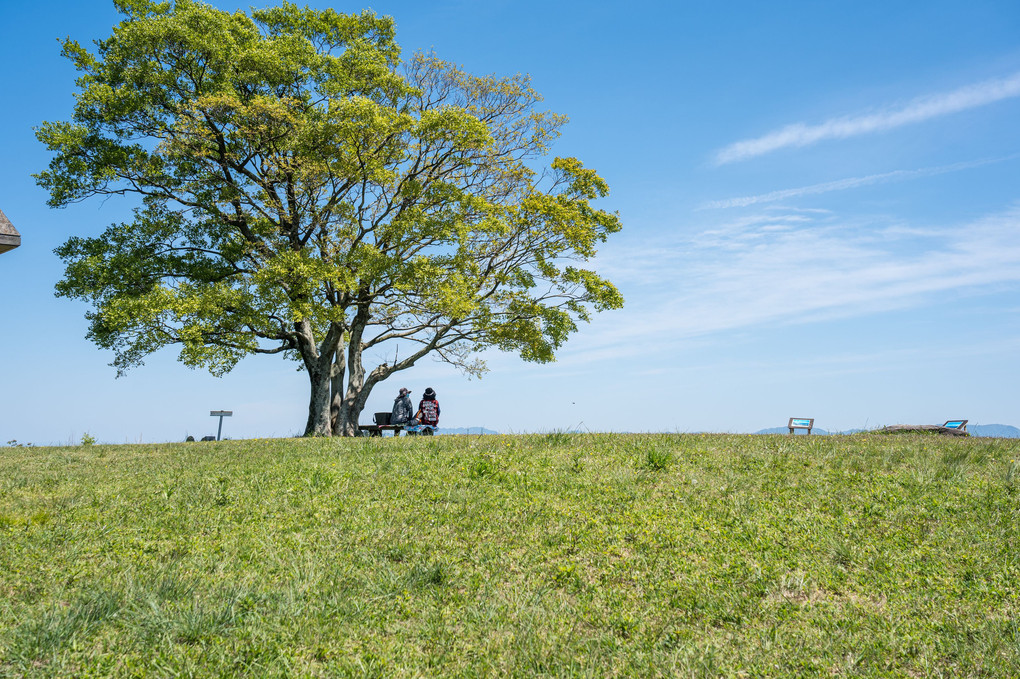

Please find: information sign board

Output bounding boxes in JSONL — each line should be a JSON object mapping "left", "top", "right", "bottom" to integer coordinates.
{"left": 788, "top": 417, "right": 815, "bottom": 435}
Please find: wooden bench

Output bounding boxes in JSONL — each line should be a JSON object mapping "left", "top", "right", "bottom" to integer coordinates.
{"left": 358, "top": 424, "right": 406, "bottom": 437}
{"left": 358, "top": 424, "right": 438, "bottom": 436}
{"left": 359, "top": 411, "right": 407, "bottom": 437}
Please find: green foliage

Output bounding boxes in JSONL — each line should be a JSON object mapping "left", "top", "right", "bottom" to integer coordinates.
{"left": 642, "top": 442, "right": 675, "bottom": 471}
{"left": 37, "top": 0, "right": 624, "bottom": 435}
{"left": 79, "top": 432, "right": 96, "bottom": 447}
{"left": 543, "top": 429, "right": 571, "bottom": 444}
{"left": 2, "top": 433, "right": 1020, "bottom": 676}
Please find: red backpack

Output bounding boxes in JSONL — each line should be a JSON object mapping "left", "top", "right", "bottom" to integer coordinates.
{"left": 419, "top": 399, "right": 439, "bottom": 426}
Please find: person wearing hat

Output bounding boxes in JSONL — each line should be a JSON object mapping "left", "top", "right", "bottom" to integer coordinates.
{"left": 391, "top": 387, "right": 414, "bottom": 426}
{"left": 415, "top": 387, "right": 441, "bottom": 427}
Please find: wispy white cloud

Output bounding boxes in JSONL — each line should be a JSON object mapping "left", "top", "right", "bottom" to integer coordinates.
{"left": 714, "top": 72, "right": 1020, "bottom": 165}
{"left": 700, "top": 156, "right": 1017, "bottom": 209}
{"left": 574, "top": 205, "right": 1020, "bottom": 362}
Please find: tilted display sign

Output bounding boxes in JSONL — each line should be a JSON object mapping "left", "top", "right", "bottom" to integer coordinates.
{"left": 788, "top": 418, "right": 815, "bottom": 435}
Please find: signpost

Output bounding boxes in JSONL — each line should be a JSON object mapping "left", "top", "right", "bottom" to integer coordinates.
{"left": 210, "top": 410, "right": 232, "bottom": 441}
{"left": 788, "top": 418, "right": 815, "bottom": 435}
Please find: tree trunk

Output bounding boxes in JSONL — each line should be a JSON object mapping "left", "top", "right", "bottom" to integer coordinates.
{"left": 337, "top": 381, "right": 378, "bottom": 436}
{"left": 337, "top": 355, "right": 366, "bottom": 437}
{"left": 335, "top": 304, "right": 381, "bottom": 436}
{"left": 329, "top": 347, "right": 346, "bottom": 435}
{"left": 331, "top": 302, "right": 364, "bottom": 436}
{"left": 317, "top": 304, "right": 410, "bottom": 437}
{"left": 298, "top": 319, "right": 342, "bottom": 437}
{"left": 304, "top": 361, "right": 333, "bottom": 436}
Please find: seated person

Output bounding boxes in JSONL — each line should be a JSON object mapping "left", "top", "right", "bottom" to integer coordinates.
{"left": 415, "top": 387, "right": 440, "bottom": 427}
{"left": 391, "top": 387, "right": 414, "bottom": 425}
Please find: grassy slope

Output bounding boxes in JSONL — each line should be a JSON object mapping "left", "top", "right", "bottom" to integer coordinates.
{"left": 1, "top": 433, "right": 1019, "bottom": 677}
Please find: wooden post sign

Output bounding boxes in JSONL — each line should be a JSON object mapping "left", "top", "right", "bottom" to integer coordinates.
{"left": 210, "top": 410, "right": 232, "bottom": 441}
{"left": 788, "top": 418, "right": 814, "bottom": 435}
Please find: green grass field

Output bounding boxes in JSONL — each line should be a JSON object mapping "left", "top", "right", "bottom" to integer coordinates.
{"left": 2, "top": 433, "right": 1019, "bottom": 677}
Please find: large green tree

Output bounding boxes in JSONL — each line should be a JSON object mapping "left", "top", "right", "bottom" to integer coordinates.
{"left": 37, "top": 0, "right": 623, "bottom": 436}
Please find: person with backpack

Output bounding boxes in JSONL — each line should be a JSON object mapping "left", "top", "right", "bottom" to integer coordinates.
{"left": 415, "top": 387, "right": 441, "bottom": 428}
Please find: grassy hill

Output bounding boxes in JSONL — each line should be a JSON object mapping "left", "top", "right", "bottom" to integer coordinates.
{"left": 2, "top": 433, "right": 1019, "bottom": 677}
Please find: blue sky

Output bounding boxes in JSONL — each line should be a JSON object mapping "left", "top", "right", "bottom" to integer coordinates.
{"left": 2, "top": 1, "right": 1020, "bottom": 444}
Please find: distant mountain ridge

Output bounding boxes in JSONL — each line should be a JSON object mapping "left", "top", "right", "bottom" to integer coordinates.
{"left": 969, "top": 424, "right": 1020, "bottom": 438}
{"left": 753, "top": 424, "right": 1020, "bottom": 438}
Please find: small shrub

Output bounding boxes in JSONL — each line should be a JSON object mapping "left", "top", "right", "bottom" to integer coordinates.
{"left": 80, "top": 432, "right": 96, "bottom": 447}
{"left": 644, "top": 446, "right": 674, "bottom": 471}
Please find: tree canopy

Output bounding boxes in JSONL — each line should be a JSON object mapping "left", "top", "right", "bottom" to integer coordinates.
{"left": 37, "top": 0, "right": 624, "bottom": 435}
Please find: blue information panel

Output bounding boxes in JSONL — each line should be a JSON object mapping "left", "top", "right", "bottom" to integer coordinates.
{"left": 787, "top": 418, "right": 815, "bottom": 434}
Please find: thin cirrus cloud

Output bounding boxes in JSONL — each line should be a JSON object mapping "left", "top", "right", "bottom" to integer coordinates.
{"left": 714, "top": 71, "right": 1020, "bottom": 165}
{"left": 699, "top": 155, "right": 1018, "bottom": 209}
{"left": 584, "top": 205, "right": 1020, "bottom": 355}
